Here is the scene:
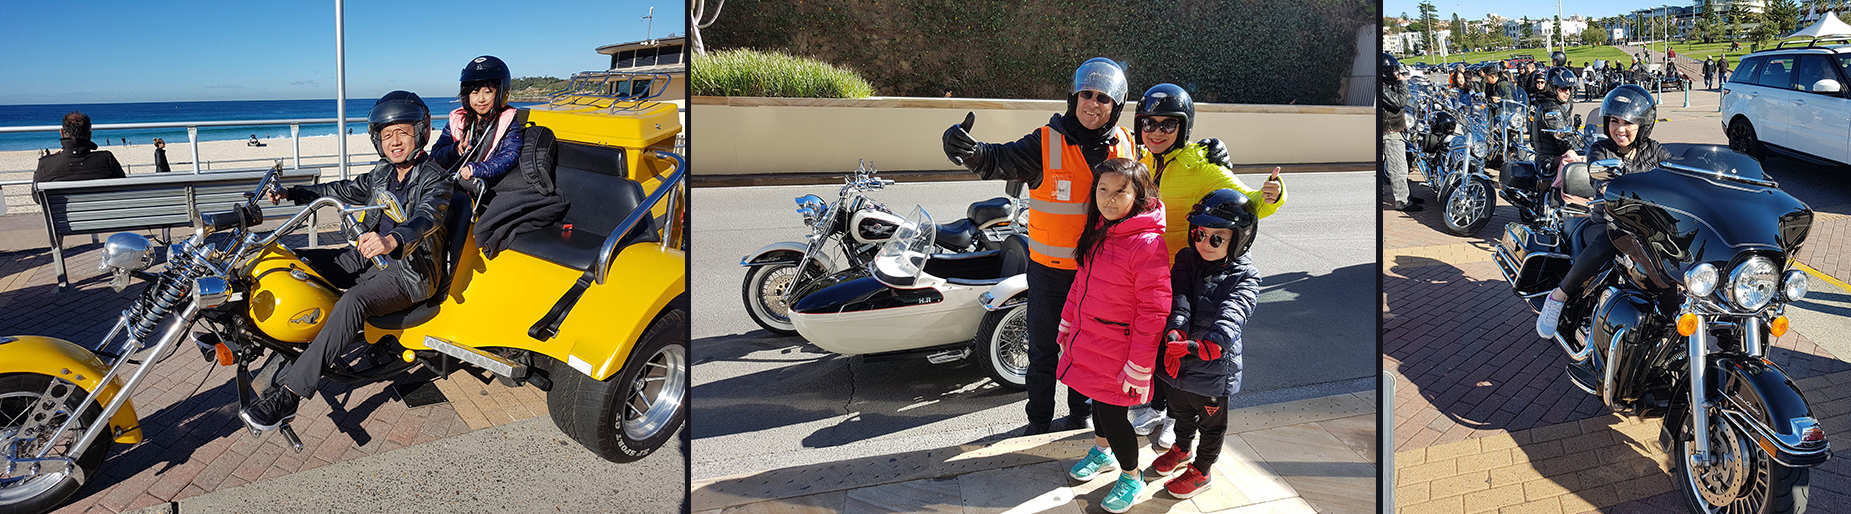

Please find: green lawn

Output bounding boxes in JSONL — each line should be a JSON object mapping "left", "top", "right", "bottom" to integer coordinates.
{"left": 1402, "top": 46, "right": 1633, "bottom": 67}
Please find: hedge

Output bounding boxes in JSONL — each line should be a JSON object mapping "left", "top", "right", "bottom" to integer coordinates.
{"left": 692, "top": 49, "right": 878, "bottom": 98}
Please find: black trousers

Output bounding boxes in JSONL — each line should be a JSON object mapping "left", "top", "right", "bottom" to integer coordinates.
{"left": 280, "top": 248, "right": 417, "bottom": 398}
{"left": 1161, "top": 381, "right": 1229, "bottom": 470}
{"left": 1091, "top": 402, "right": 1139, "bottom": 471}
{"left": 1560, "top": 221, "right": 1615, "bottom": 298}
{"left": 1026, "top": 261, "right": 1090, "bottom": 425}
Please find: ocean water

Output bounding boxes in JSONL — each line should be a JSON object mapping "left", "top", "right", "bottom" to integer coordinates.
{"left": 0, "top": 99, "right": 543, "bottom": 152}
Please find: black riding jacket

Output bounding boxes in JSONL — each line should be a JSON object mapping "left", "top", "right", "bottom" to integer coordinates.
{"left": 1532, "top": 96, "right": 1581, "bottom": 163}
{"left": 284, "top": 155, "right": 454, "bottom": 301}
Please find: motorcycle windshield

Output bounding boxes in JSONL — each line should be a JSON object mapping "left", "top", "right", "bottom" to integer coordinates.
{"left": 870, "top": 207, "right": 935, "bottom": 289}
{"left": 1604, "top": 146, "right": 1811, "bottom": 272}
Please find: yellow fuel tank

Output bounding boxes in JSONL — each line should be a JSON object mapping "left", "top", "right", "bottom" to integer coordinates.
{"left": 242, "top": 246, "right": 339, "bottom": 343}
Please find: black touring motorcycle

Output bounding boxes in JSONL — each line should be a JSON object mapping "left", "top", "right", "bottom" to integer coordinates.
{"left": 1494, "top": 145, "right": 1828, "bottom": 512}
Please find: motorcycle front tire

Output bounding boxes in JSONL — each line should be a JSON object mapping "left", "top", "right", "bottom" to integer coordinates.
{"left": 973, "top": 304, "right": 1029, "bottom": 390}
{"left": 1673, "top": 405, "right": 1810, "bottom": 513}
{"left": 1441, "top": 177, "right": 1496, "bottom": 236}
{"left": 742, "top": 262, "right": 814, "bottom": 336}
{"left": 0, "top": 373, "right": 113, "bottom": 514}
{"left": 547, "top": 308, "right": 688, "bottom": 463}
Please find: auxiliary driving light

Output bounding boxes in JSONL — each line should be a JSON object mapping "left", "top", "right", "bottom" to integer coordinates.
{"left": 1771, "top": 316, "right": 1790, "bottom": 338}
{"left": 1678, "top": 312, "right": 1700, "bottom": 336}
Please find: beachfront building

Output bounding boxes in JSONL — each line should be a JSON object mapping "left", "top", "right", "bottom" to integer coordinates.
{"left": 1384, "top": 32, "right": 1404, "bottom": 55}
{"left": 597, "top": 35, "right": 687, "bottom": 105}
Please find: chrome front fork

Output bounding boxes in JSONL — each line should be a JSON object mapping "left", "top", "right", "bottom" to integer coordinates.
{"left": 1687, "top": 307, "right": 1713, "bottom": 469}
{"left": 31, "top": 300, "right": 200, "bottom": 476}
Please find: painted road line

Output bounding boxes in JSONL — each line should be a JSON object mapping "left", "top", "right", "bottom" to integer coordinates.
{"left": 1793, "top": 260, "right": 1851, "bottom": 293}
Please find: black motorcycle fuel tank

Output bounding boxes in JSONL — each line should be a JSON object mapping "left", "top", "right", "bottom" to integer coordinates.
{"left": 789, "top": 274, "right": 945, "bottom": 315}
{"left": 1603, "top": 146, "right": 1811, "bottom": 285}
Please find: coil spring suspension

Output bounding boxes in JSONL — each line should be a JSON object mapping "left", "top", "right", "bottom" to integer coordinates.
{"left": 124, "top": 246, "right": 199, "bottom": 342}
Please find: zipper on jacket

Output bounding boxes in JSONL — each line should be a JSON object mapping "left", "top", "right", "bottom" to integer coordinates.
{"left": 1093, "top": 316, "right": 1131, "bottom": 336}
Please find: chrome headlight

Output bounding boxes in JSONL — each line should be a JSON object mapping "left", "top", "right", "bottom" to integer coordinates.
{"left": 794, "top": 195, "right": 827, "bottom": 227}
{"left": 1685, "top": 263, "right": 1718, "bottom": 297}
{"left": 1783, "top": 269, "right": 1809, "bottom": 302}
{"left": 1729, "top": 257, "right": 1779, "bottom": 310}
{"left": 99, "top": 233, "right": 154, "bottom": 272}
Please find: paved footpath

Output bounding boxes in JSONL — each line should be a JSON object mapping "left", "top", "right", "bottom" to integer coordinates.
{"left": 1384, "top": 93, "right": 1851, "bottom": 512}
{"left": 692, "top": 392, "right": 1375, "bottom": 514}
{"left": 0, "top": 214, "right": 683, "bottom": 513}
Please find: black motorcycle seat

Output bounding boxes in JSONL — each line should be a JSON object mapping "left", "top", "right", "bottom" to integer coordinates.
{"left": 935, "top": 219, "right": 976, "bottom": 251}
{"left": 967, "top": 197, "right": 1012, "bottom": 227}
{"left": 505, "top": 144, "right": 659, "bottom": 272}
{"left": 1562, "top": 215, "right": 1592, "bottom": 255}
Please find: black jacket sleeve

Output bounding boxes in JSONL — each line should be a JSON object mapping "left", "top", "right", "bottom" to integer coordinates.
{"left": 1200, "top": 257, "right": 1261, "bottom": 350}
{"left": 385, "top": 164, "right": 453, "bottom": 252}
{"left": 1166, "top": 249, "right": 1198, "bottom": 334}
{"left": 290, "top": 166, "right": 375, "bottom": 206}
{"left": 967, "top": 129, "right": 1047, "bottom": 187}
{"left": 431, "top": 130, "right": 459, "bottom": 171}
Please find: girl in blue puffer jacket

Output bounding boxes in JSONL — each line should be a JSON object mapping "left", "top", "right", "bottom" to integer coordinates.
{"left": 1144, "top": 188, "right": 1261, "bottom": 499}
{"left": 432, "top": 55, "right": 523, "bottom": 183}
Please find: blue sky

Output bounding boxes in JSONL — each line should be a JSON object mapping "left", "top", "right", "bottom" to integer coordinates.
{"left": 0, "top": 0, "right": 685, "bottom": 105}
{"left": 1387, "top": 1, "right": 1704, "bottom": 22}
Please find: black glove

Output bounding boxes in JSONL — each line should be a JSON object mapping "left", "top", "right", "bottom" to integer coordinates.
{"left": 1199, "top": 138, "right": 1231, "bottom": 169}
{"left": 943, "top": 112, "right": 978, "bottom": 167}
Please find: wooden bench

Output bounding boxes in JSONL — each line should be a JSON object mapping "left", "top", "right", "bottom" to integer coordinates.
{"left": 32, "top": 168, "right": 324, "bottom": 288}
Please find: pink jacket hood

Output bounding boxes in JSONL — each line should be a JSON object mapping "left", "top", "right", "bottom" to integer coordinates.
{"left": 1056, "top": 201, "right": 1171, "bottom": 407}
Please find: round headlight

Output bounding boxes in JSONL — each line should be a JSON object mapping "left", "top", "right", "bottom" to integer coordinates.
{"left": 1730, "top": 257, "right": 1779, "bottom": 310}
{"left": 1685, "top": 263, "right": 1718, "bottom": 297}
{"left": 1783, "top": 269, "right": 1810, "bottom": 302}
{"left": 99, "top": 233, "right": 153, "bottom": 272}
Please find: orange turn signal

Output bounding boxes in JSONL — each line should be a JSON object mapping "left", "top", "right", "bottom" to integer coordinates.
{"left": 213, "top": 343, "right": 234, "bottom": 367}
{"left": 402, "top": 350, "right": 416, "bottom": 363}
{"left": 1771, "top": 316, "right": 1790, "bottom": 338}
{"left": 1677, "top": 313, "right": 1700, "bottom": 336}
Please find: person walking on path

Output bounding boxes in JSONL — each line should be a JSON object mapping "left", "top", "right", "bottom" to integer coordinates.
{"left": 1380, "top": 53, "right": 1422, "bottom": 212}
{"left": 1057, "top": 157, "right": 1170, "bottom": 514}
{"left": 153, "top": 138, "right": 171, "bottom": 173}
{"left": 1719, "top": 56, "right": 1731, "bottom": 84}
{"left": 1703, "top": 58, "right": 1715, "bottom": 89}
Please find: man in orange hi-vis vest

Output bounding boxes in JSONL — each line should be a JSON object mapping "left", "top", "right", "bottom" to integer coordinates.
{"left": 942, "top": 58, "right": 1231, "bottom": 436}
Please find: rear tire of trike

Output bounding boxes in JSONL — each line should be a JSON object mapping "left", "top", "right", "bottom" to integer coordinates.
{"left": 547, "top": 308, "right": 687, "bottom": 463}
{"left": 0, "top": 373, "right": 114, "bottom": 514}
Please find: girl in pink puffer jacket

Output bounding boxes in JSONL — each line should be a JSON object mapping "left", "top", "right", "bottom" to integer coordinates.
{"left": 1056, "top": 158, "right": 1171, "bottom": 510}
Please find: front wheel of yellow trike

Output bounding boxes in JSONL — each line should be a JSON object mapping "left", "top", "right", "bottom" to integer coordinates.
{"left": 0, "top": 373, "right": 113, "bottom": 514}
{"left": 548, "top": 308, "right": 688, "bottom": 463}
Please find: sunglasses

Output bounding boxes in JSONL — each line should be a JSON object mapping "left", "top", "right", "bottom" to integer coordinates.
{"left": 1077, "top": 90, "right": 1115, "bottom": 104}
{"left": 1190, "top": 227, "right": 1228, "bottom": 248}
{"left": 1139, "top": 118, "right": 1180, "bottom": 134}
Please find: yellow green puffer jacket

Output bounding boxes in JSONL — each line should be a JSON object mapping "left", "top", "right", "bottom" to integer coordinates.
{"left": 1140, "top": 143, "right": 1286, "bottom": 258}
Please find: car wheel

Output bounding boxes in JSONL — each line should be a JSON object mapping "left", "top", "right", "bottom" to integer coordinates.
{"left": 1727, "top": 118, "right": 1764, "bottom": 160}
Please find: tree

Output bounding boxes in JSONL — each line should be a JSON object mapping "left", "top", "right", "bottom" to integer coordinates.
{"left": 1768, "top": 0, "right": 1800, "bottom": 38}
{"left": 1418, "top": 1, "right": 1439, "bottom": 55}
{"left": 1522, "top": 16, "right": 1535, "bottom": 47}
{"left": 1553, "top": 15, "right": 1563, "bottom": 50}
{"left": 690, "top": 0, "right": 725, "bottom": 55}
{"left": 1730, "top": 4, "right": 1752, "bottom": 40}
{"left": 1451, "top": 13, "right": 1467, "bottom": 52}
{"left": 1582, "top": 22, "right": 1610, "bottom": 46}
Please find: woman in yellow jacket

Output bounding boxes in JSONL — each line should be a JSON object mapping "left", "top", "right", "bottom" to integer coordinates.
{"left": 1134, "top": 84, "right": 1285, "bottom": 258}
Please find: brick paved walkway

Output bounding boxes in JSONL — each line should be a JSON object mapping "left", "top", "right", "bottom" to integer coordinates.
{"left": 0, "top": 219, "right": 551, "bottom": 514}
{"left": 1383, "top": 128, "right": 1851, "bottom": 511}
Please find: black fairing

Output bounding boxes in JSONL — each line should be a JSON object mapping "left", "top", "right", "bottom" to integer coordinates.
{"left": 1602, "top": 146, "right": 1811, "bottom": 290}
{"left": 789, "top": 275, "right": 945, "bottom": 314}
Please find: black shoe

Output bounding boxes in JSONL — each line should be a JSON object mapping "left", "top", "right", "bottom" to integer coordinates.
{"left": 1409, "top": 196, "right": 1426, "bottom": 204}
{"left": 1022, "top": 422, "right": 1052, "bottom": 436}
{"left": 1057, "top": 414, "right": 1094, "bottom": 431}
{"left": 1395, "top": 202, "right": 1425, "bottom": 212}
{"left": 241, "top": 386, "right": 300, "bottom": 431}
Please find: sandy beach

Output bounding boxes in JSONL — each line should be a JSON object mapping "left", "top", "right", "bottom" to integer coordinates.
{"left": 0, "top": 133, "right": 387, "bottom": 215}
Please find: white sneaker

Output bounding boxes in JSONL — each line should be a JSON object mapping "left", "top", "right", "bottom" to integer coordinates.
{"left": 1131, "top": 406, "right": 1165, "bottom": 436}
{"left": 1155, "top": 416, "right": 1177, "bottom": 450}
{"left": 1536, "top": 294, "right": 1565, "bottom": 339}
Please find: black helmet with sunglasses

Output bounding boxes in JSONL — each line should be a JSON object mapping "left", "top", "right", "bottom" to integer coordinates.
{"left": 1187, "top": 189, "right": 1258, "bottom": 261}
{"left": 1134, "top": 83, "right": 1194, "bottom": 151}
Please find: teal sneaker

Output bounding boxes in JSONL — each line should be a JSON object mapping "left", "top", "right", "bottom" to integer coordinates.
{"left": 1069, "top": 446, "right": 1117, "bottom": 480}
{"left": 1101, "top": 471, "right": 1144, "bottom": 513}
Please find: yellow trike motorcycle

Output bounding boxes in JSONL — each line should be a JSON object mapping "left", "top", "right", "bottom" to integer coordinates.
{"left": 0, "top": 78, "right": 687, "bottom": 513}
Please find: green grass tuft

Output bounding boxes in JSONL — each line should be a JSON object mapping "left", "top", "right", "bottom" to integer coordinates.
{"left": 691, "top": 49, "right": 877, "bottom": 98}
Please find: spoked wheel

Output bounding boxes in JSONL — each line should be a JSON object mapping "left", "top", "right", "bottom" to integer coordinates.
{"left": 1727, "top": 119, "right": 1764, "bottom": 161}
{"left": 1442, "top": 177, "right": 1496, "bottom": 236}
{"left": 974, "top": 304, "right": 1029, "bottom": 390}
{"left": 742, "top": 262, "right": 819, "bottom": 336}
{"left": 1674, "top": 406, "right": 1810, "bottom": 514}
{"left": 548, "top": 308, "right": 687, "bottom": 463}
{"left": 0, "top": 374, "right": 112, "bottom": 514}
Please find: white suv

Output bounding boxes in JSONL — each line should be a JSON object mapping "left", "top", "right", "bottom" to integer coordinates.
{"left": 1721, "top": 43, "right": 1851, "bottom": 165}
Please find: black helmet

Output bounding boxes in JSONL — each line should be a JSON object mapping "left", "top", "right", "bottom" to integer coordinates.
{"left": 1186, "top": 189, "right": 1258, "bottom": 260}
{"left": 1134, "top": 84, "right": 1194, "bottom": 149}
{"left": 1551, "top": 51, "right": 1567, "bottom": 67}
{"left": 1599, "top": 84, "right": 1657, "bottom": 142}
{"left": 1430, "top": 111, "right": 1457, "bottom": 136}
{"left": 459, "top": 55, "right": 512, "bottom": 109}
{"left": 1382, "top": 53, "right": 1402, "bottom": 82}
{"left": 1547, "top": 67, "right": 1579, "bottom": 90}
{"left": 367, "top": 91, "right": 431, "bottom": 160}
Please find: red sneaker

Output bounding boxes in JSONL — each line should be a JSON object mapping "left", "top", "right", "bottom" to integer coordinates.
{"left": 1165, "top": 464, "right": 1212, "bottom": 499}
{"left": 1150, "top": 446, "right": 1191, "bottom": 475}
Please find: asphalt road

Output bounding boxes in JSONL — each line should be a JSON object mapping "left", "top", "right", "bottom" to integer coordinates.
{"left": 690, "top": 172, "right": 1377, "bottom": 480}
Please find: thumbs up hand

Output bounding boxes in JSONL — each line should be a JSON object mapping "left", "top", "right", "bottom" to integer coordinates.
{"left": 944, "top": 111, "right": 979, "bottom": 167}
{"left": 1262, "top": 167, "right": 1283, "bottom": 203}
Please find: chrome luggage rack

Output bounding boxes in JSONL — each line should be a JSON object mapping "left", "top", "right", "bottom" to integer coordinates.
{"left": 546, "top": 71, "right": 676, "bottom": 113}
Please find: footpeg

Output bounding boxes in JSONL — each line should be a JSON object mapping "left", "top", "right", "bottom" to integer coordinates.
{"left": 926, "top": 347, "right": 972, "bottom": 364}
{"left": 279, "top": 424, "right": 303, "bottom": 452}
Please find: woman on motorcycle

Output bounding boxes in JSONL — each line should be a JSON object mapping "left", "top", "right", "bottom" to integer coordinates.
{"left": 1133, "top": 83, "right": 1285, "bottom": 258}
{"left": 247, "top": 91, "right": 456, "bottom": 430}
{"left": 431, "top": 55, "right": 523, "bottom": 182}
{"left": 1058, "top": 158, "right": 1170, "bottom": 513}
{"left": 1537, "top": 85, "right": 1669, "bottom": 338}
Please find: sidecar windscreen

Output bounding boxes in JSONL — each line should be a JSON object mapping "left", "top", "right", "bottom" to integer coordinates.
{"left": 871, "top": 207, "right": 935, "bottom": 289}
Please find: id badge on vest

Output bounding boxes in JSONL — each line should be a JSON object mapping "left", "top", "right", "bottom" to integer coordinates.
{"left": 1054, "top": 179, "right": 1072, "bottom": 202}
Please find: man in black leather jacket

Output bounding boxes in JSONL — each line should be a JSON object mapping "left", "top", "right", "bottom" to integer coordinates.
{"left": 242, "top": 91, "right": 454, "bottom": 431}
{"left": 1531, "top": 67, "right": 1583, "bottom": 180}
{"left": 33, "top": 111, "right": 125, "bottom": 184}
